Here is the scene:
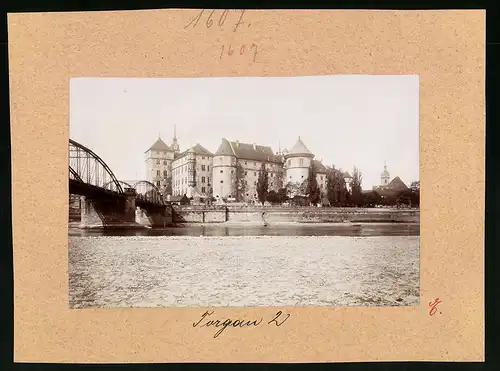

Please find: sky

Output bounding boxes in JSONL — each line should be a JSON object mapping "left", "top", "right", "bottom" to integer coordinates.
{"left": 70, "top": 75, "right": 419, "bottom": 190}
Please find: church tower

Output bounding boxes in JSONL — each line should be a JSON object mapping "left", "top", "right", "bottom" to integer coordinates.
{"left": 381, "top": 161, "right": 390, "bottom": 186}
{"left": 171, "top": 124, "right": 180, "bottom": 153}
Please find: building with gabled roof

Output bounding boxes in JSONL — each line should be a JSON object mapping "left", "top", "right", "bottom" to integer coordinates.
{"left": 144, "top": 135, "right": 176, "bottom": 188}
{"left": 212, "top": 139, "right": 285, "bottom": 201}
{"left": 172, "top": 143, "right": 214, "bottom": 198}
{"left": 145, "top": 133, "right": 350, "bottom": 203}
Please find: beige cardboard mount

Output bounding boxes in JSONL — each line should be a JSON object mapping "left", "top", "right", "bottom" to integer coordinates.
{"left": 9, "top": 9, "right": 484, "bottom": 363}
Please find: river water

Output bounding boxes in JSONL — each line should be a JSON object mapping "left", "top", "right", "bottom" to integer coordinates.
{"left": 68, "top": 223, "right": 420, "bottom": 308}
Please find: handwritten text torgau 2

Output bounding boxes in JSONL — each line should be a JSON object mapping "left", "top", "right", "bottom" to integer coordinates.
{"left": 193, "top": 310, "right": 291, "bottom": 338}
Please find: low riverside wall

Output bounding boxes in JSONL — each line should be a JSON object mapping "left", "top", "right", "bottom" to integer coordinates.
{"left": 172, "top": 205, "right": 419, "bottom": 224}
{"left": 172, "top": 205, "right": 227, "bottom": 223}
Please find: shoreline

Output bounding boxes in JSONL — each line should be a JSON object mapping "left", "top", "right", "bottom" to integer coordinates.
{"left": 69, "top": 220, "right": 420, "bottom": 228}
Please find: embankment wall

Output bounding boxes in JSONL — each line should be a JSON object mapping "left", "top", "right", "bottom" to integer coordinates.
{"left": 171, "top": 205, "right": 419, "bottom": 224}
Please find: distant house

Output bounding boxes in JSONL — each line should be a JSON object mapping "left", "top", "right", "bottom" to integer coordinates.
{"left": 387, "top": 176, "right": 409, "bottom": 192}
{"left": 169, "top": 194, "right": 190, "bottom": 205}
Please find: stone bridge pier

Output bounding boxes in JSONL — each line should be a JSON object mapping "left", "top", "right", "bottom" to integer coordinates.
{"left": 80, "top": 188, "right": 137, "bottom": 228}
{"left": 79, "top": 188, "right": 172, "bottom": 229}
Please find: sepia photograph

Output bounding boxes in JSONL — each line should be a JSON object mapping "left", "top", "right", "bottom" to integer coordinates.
{"left": 68, "top": 75, "right": 420, "bottom": 308}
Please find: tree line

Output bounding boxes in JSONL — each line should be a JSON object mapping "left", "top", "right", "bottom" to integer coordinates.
{"left": 254, "top": 162, "right": 419, "bottom": 208}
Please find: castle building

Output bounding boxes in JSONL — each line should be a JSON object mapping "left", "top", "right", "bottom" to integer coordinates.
{"left": 146, "top": 133, "right": 345, "bottom": 203}
{"left": 144, "top": 136, "right": 176, "bottom": 187}
{"left": 212, "top": 138, "right": 285, "bottom": 201}
{"left": 283, "top": 137, "right": 327, "bottom": 197}
{"left": 171, "top": 143, "right": 214, "bottom": 197}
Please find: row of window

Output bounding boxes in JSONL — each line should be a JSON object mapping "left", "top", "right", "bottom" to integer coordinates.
{"left": 173, "top": 176, "right": 211, "bottom": 188}
{"left": 287, "top": 159, "right": 305, "bottom": 166}
{"left": 286, "top": 174, "right": 325, "bottom": 181}
{"left": 218, "top": 169, "right": 279, "bottom": 177}
{"left": 218, "top": 158, "right": 281, "bottom": 169}
{"left": 171, "top": 164, "right": 210, "bottom": 176}
{"left": 172, "top": 186, "right": 208, "bottom": 196}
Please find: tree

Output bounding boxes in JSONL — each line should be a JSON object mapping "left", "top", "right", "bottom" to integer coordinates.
{"left": 234, "top": 160, "right": 246, "bottom": 202}
{"left": 409, "top": 181, "right": 420, "bottom": 207}
{"left": 275, "top": 170, "right": 284, "bottom": 190}
{"left": 326, "top": 166, "right": 348, "bottom": 207}
{"left": 350, "top": 166, "right": 363, "bottom": 206}
{"left": 306, "top": 162, "right": 321, "bottom": 205}
{"left": 277, "top": 188, "right": 288, "bottom": 203}
{"left": 256, "top": 163, "right": 269, "bottom": 205}
{"left": 206, "top": 184, "right": 214, "bottom": 205}
{"left": 267, "top": 190, "right": 280, "bottom": 204}
{"left": 164, "top": 175, "right": 172, "bottom": 196}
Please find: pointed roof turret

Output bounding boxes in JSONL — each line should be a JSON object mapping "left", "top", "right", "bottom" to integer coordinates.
{"left": 145, "top": 137, "right": 172, "bottom": 153}
{"left": 285, "top": 136, "right": 314, "bottom": 158}
{"left": 215, "top": 138, "right": 236, "bottom": 156}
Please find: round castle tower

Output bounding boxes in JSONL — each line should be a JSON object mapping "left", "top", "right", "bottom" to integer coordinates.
{"left": 212, "top": 138, "right": 236, "bottom": 199}
{"left": 284, "top": 137, "right": 315, "bottom": 186}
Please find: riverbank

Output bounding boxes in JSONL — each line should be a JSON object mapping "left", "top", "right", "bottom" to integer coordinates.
{"left": 69, "top": 235, "right": 420, "bottom": 308}
{"left": 172, "top": 206, "right": 419, "bottom": 224}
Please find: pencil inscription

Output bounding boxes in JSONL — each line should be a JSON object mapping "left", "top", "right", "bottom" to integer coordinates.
{"left": 184, "top": 9, "right": 250, "bottom": 32}
{"left": 193, "top": 310, "right": 291, "bottom": 338}
{"left": 219, "top": 43, "right": 258, "bottom": 62}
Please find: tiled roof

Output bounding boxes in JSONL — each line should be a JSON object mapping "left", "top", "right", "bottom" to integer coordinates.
{"left": 288, "top": 137, "right": 313, "bottom": 156}
{"left": 146, "top": 137, "right": 172, "bottom": 152}
{"left": 230, "top": 141, "right": 281, "bottom": 163}
{"left": 192, "top": 143, "right": 214, "bottom": 156}
{"left": 176, "top": 143, "right": 214, "bottom": 159}
{"left": 215, "top": 138, "right": 235, "bottom": 156}
{"left": 312, "top": 159, "right": 327, "bottom": 173}
{"left": 388, "top": 176, "right": 408, "bottom": 191}
{"left": 215, "top": 138, "right": 282, "bottom": 163}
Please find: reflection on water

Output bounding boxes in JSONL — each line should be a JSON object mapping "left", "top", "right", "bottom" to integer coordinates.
{"left": 69, "top": 223, "right": 419, "bottom": 237}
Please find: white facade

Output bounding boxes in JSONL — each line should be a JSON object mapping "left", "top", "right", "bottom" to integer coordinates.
{"left": 212, "top": 154, "right": 236, "bottom": 199}
{"left": 171, "top": 146, "right": 214, "bottom": 197}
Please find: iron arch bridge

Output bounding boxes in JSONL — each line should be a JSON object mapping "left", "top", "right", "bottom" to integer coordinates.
{"left": 132, "top": 180, "right": 164, "bottom": 206}
{"left": 69, "top": 139, "right": 164, "bottom": 207}
{"left": 102, "top": 179, "right": 165, "bottom": 207}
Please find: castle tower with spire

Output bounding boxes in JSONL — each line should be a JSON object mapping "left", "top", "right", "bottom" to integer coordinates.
{"left": 171, "top": 124, "right": 180, "bottom": 153}
{"left": 381, "top": 161, "right": 390, "bottom": 186}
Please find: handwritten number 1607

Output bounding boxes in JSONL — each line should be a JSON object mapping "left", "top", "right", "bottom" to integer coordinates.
{"left": 220, "top": 44, "right": 258, "bottom": 62}
{"left": 185, "top": 9, "right": 248, "bottom": 32}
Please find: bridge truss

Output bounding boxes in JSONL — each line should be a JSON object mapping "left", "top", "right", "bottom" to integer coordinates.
{"left": 69, "top": 139, "right": 124, "bottom": 196}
